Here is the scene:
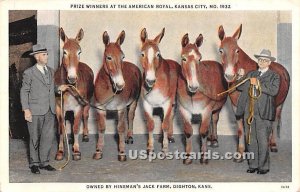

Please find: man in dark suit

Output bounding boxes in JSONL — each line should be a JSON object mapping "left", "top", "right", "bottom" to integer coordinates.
{"left": 236, "top": 49, "right": 280, "bottom": 174}
{"left": 20, "top": 44, "right": 67, "bottom": 174}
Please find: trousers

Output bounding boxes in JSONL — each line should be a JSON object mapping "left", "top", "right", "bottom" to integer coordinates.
{"left": 27, "top": 109, "right": 55, "bottom": 167}
{"left": 245, "top": 104, "right": 272, "bottom": 170}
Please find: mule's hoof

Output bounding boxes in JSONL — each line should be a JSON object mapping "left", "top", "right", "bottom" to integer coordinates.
{"left": 118, "top": 154, "right": 127, "bottom": 162}
{"left": 207, "top": 140, "right": 212, "bottom": 146}
{"left": 82, "top": 135, "right": 89, "bottom": 142}
{"left": 210, "top": 140, "right": 219, "bottom": 148}
{"left": 200, "top": 158, "right": 209, "bottom": 164}
{"left": 93, "top": 151, "right": 103, "bottom": 160}
{"left": 72, "top": 152, "right": 81, "bottom": 161}
{"left": 147, "top": 149, "right": 154, "bottom": 155}
{"left": 125, "top": 136, "right": 134, "bottom": 144}
{"left": 233, "top": 157, "right": 244, "bottom": 163}
{"left": 270, "top": 148, "right": 278, "bottom": 153}
{"left": 183, "top": 158, "right": 193, "bottom": 165}
{"left": 55, "top": 151, "right": 64, "bottom": 161}
{"left": 168, "top": 137, "right": 175, "bottom": 143}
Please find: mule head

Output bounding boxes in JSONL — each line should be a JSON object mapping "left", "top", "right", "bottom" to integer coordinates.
{"left": 218, "top": 24, "right": 242, "bottom": 83}
{"left": 102, "top": 30, "right": 126, "bottom": 92}
{"left": 181, "top": 33, "right": 203, "bottom": 93}
{"left": 60, "top": 27, "right": 84, "bottom": 84}
{"left": 140, "top": 28, "right": 165, "bottom": 89}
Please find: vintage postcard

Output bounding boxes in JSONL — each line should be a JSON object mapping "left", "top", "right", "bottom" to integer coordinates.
{"left": 1, "top": 0, "right": 299, "bottom": 191}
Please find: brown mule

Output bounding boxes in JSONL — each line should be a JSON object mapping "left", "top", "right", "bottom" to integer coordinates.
{"left": 217, "top": 24, "right": 290, "bottom": 161}
{"left": 177, "top": 33, "right": 227, "bottom": 164}
{"left": 139, "top": 28, "right": 180, "bottom": 154}
{"left": 93, "top": 30, "right": 142, "bottom": 161}
{"left": 54, "top": 28, "right": 94, "bottom": 161}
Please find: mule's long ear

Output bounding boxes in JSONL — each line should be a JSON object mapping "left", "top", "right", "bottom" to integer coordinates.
{"left": 140, "top": 28, "right": 148, "bottom": 43}
{"left": 76, "top": 28, "right": 84, "bottom": 42}
{"left": 195, "top": 34, "right": 203, "bottom": 48}
{"left": 117, "top": 30, "right": 125, "bottom": 45}
{"left": 60, "top": 27, "right": 68, "bottom": 43}
{"left": 218, "top": 25, "right": 225, "bottom": 41}
{"left": 154, "top": 27, "right": 165, "bottom": 44}
{"left": 103, "top": 31, "right": 110, "bottom": 46}
{"left": 232, "top": 24, "right": 242, "bottom": 40}
{"left": 181, "top": 33, "right": 189, "bottom": 47}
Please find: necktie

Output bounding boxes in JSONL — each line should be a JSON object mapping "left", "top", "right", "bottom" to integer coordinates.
{"left": 257, "top": 71, "right": 262, "bottom": 77}
{"left": 44, "top": 66, "right": 48, "bottom": 75}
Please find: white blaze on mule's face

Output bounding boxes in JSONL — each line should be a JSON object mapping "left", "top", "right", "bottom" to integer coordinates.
{"left": 111, "top": 69, "right": 125, "bottom": 90}
{"left": 224, "top": 64, "right": 235, "bottom": 79}
{"left": 68, "top": 66, "right": 77, "bottom": 79}
{"left": 187, "top": 49, "right": 200, "bottom": 92}
{"left": 145, "top": 47, "right": 156, "bottom": 82}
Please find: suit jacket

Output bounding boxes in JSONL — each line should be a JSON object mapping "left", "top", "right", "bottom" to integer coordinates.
{"left": 20, "top": 64, "right": 56, "bottom": 115}
{"left": 236, "top": 69, "right": 280, "bottom": 121}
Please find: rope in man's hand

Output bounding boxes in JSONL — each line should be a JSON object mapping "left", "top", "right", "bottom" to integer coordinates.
{"left": 217, "top": 77, "right": 262, "bottom": 145}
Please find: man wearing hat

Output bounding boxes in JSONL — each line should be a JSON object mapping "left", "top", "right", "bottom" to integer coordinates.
{"left": 236, "top": 49, "right": 280, "bottom": 174}
{"left": 20, "top": 44, "right": 67, "bottom": 174}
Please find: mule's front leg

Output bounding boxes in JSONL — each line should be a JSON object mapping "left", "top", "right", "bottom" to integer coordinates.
{"left": 126, "top": 100, "right": 138, "bottom": 144}
{"left": 199, "top": 110, "right": 211, "bottom": 164}
{"left": 117, "top": 109, "right": 127, "bottom": 161}
{"left": 232, "top": 106, "right": 245, "bottom": 163}
{"left": 94, "top": 111, "right": 106, "bottom": 160}
{"left": 55, "top": 105, "right": 65, "bottom": 161}
{"left": 269, "top": 104, "right": 282, "bottom": 153}
{"left": 179, "top": 105, "right": 193, "bottom": 165}
{"left": 233, "top": 119, "right": 245, "bottom": 163}
{"left": 161, "top": 100, "right": 172, "bottom": 154}
{"left": 167, "top": 105, "right": 175, "bottom": 143}
{"left": 208, "top": 110, "right": 221, "bottom": 148}
{"left": 144, "top": 100, "right": 154, "bottom": 154}
{"left": 72, "top": 107, "right": 83, "bottom": 161}
{"left": 82, "top": 104, "right": 90, "bottom": 142}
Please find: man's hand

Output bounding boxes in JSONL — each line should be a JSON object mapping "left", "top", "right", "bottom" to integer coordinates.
{"left": 237, "top": 68, "right": 245, "bottom": 77}
{"left": 237, "top": 68, "right": 245, "bottom": 80}
{"left": 24, "top": 109, "right": 32, "bottom": 122}
{"left": 58, "top": 84, "right": 69, "bottom": 93}
{"left": 250, "top": 77, "right": 258, "bottom": 86}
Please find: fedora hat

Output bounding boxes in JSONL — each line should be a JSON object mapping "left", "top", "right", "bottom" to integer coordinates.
{"left": 29, "top": 44, "right": 48, "bottom": 55}
{"left": 254, "top": 49, "right": 276, "bottom": 62}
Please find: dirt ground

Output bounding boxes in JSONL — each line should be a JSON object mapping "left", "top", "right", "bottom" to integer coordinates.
{"left": 9, "top": 134, "right": 292, "bottom": 183}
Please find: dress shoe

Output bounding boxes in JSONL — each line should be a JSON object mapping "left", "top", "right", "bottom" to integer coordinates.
{"left": 257, "top": 169, "right": 269, "bottom": 174}
{"left": 246, "top": 168, "right": 258, "bottom": 173}
{"left": 30, "top": 165, "right": 40, "bottom": 174}
{"left": 39, "top": 165, "right": 56, "bottom": 171}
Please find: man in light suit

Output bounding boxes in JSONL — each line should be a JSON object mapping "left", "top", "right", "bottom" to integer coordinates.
{"left": 236, "top": 49, "right": 280, "bottom": 174}
{"left": 20, "top": 44, "right": 67, "bottom": 174}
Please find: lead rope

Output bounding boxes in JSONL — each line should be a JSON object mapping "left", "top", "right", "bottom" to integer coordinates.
{"left": 217, "top": 77, "right": 261, "bottom": 144}
{"left": 246, "top": 80, "right": 261, "bottom": 144}
{"left": 57, "top": 90, "right": 70, "bottom": 171}
{"left": 67, "top": 84, "right": 117, "bottom": 110}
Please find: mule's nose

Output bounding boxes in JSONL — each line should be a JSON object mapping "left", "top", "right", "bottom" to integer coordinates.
{"left": 67, "top": 76, "right": 77, "bottom": 84}
{"left": 116, "top": 83, "right": 125, "bottom": 91}
{"left": 224, "top": 74, "right": 235, "bottom": 82}
{"left": 146, "top": 79, "right": 156, "bottom": 87}
{"left": 188, "top": 85, "right": 198, "bottom": 93}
